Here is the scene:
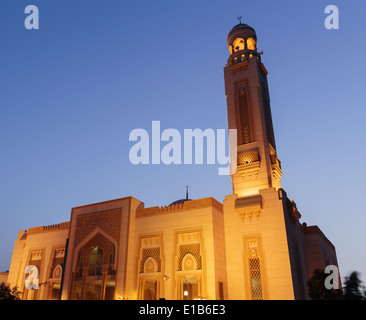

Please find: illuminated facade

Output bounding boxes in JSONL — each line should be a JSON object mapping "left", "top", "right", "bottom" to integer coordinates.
{"left": 6, "top": 22, "right": 338, "bottom": 300}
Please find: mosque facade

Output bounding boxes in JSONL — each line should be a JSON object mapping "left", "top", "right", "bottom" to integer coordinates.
{"left": 6, "top": 22, "right": 339, "bottom": 300}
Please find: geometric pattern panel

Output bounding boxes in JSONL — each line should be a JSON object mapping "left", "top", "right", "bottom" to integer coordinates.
{"left": 140, "top": 247, "right": 161, "bottom": 273}
{"left": 238, "top": 152, "right": 259, "bottom": 165}
{"left": 238, "top": 85, "right": 252, "bottom": 144}
{"left": 248, "top": 257, "right": 263, "bottom": 300}
{"left": 177, "top": 244, "right": 202, "bottom": 271}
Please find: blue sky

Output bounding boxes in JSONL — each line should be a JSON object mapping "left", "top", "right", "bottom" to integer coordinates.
{"left": 1, "top": 0, "right": 366, "bottom": 286}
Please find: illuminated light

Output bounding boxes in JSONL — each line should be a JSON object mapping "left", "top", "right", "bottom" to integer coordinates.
{"left": 183, "top": 290, "right": 189, "bottom": 296}
{"left": 238, "top": 189, "right": 260, "bottom": 197}
{"left": 249, "top": 54, "right": 253, "bottom": 58}
{"left": 229, "top": 45, "right": 233, "bottom": 55}
{"left": 233, "top": 38, "right": 245, "bottom": 52}
{"left": 247, "top": 38, "right": 256, "bottom": 50}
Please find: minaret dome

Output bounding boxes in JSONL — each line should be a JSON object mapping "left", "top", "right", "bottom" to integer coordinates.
{"left": 227, "top": 23, "right": 260, "bottom": 66}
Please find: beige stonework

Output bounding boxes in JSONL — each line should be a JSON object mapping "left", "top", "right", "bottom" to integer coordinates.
{"left": 7, "top": 223, "right": 69, "bottom": 300}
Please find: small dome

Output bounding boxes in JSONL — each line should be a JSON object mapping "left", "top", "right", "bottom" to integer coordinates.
{"left": 227, "top": 23, "right": 257, "bottom": 45}
{"left": 170, "top": 198, "right": 191, "bottom": 206}
{"left": 169, "top": 186, "right": 191, "bottom": 206}
{"left": 229, "top": 23, "right": 256, "bottom": 36}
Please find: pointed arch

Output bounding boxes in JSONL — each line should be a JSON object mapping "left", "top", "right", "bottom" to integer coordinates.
{"left": 72, "top": 227, "right": 118, "bottom": 272}
{"left": 52, "top": 264, "right": 63, "bottom": 279}
{"left": 143, "top": 257, "right": 158, "bottom": 273}
{"left": 182, "top": 253, "right": 197, "bottom": 271}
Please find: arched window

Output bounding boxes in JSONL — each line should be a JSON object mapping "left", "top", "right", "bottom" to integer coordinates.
{"left": 233, "top": 38, "right": 245, "bottom": 52}
{"left": 88, "top": 246, "right": 103, "bottom": 276}
{"left": 247, "top": 38, "right": 256, "bottom": 51}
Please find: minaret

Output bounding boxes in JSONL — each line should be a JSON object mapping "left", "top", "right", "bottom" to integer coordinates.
{"left": 224, "top": 21, "right": 282, "bottom": 197}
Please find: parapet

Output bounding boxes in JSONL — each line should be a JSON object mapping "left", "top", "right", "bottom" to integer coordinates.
{"left": 136, "top": 197, "right": 223, "bottom": 218}
{"left": 27, "top": 221, "right": 70, "bottom": 234}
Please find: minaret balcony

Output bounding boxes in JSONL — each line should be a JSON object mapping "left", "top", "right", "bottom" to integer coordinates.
{"left": 228, "top": 50, "right": 259, "bottom": 66}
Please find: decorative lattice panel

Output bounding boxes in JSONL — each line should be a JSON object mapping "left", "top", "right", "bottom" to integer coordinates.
{"left": 177, "top": 244, "right": 202, "bottom": 271}
{"left": 249, "top": 258, "right": 263, "bottom": 300}
{"left": 140, "top": 247, "right": 161, "bottom": 273}
{"left": 238, "top": 86, "right": 252, "bottom": 144}
{"left": 238, "top": 152, "right": 259, "bottom": 165}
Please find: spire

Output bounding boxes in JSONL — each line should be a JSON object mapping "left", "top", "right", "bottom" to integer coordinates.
{"left": 238, "top": 15, "right": 242, "bottom": 24}
{"left": 169, "top": 186, "right": 191, "bottom": 206}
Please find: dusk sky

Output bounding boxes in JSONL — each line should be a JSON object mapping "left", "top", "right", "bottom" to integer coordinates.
{"left": 1, "top": 0, "right": 366, "bottom": 286}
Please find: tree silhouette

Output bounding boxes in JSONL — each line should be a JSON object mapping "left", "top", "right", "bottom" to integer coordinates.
{"left": 308, "top": 268, "right": 366, "bottom": 300}
{"left": 0, "top": 282, "right": 21, "bottom": 300}
{"left": 308, "top": 268, "right": 342, "bottom": 300}
{"left": 343, "top": 271, "right": 365, "bottom": 300}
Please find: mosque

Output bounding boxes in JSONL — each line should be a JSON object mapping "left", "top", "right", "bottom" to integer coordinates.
{"left": 6, "top": 21, "right": 339, "bottom": 300}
